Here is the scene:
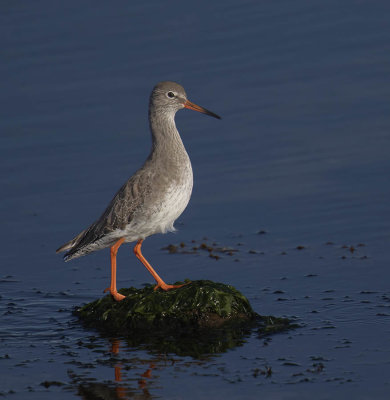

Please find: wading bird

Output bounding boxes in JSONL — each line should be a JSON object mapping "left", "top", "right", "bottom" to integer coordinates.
{"left": 56, "top": 81, "right": 220, "bottom": 301}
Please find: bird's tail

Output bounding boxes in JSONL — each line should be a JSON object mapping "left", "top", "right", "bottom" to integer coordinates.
{"left": 56, "top": 229, "right": 87, "bottom": 261}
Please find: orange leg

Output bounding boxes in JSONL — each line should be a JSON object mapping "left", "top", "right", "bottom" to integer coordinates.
{"left": 133, "top": 239, "right": 186, "bottom": 291}
{"left": 104, "top": 237, "right": 126, "bottom": 301}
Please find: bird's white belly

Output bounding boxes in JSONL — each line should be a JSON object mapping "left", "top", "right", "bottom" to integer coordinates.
{"left": 122, "top": 165, "right": 193, "bottom": 241}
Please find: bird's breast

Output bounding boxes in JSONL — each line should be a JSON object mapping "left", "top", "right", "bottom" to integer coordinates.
{"left": 157, "top": 158, "right": 193, "bottom": 227}
{"left": 121, "top": 157, "right": 193, "bottom": 240}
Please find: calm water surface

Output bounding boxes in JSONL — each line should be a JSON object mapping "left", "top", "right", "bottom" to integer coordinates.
{"left": 1, "top": 1, "right": 390, "bottom": 398}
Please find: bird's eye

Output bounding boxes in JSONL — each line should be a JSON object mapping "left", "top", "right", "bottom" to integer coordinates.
{"left": 167, "top": 91, "right": 175, "bottom": 98}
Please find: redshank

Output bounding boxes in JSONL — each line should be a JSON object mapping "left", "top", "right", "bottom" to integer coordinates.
{"left": 56, "top": 81, "right": 221, "bottom": 301}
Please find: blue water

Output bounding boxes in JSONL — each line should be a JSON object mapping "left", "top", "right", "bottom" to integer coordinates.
{"left": 1, "top": 1, "right": 390, "bottom": 398}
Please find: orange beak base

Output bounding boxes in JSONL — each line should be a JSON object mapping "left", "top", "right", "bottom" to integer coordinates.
{"left": 184, "top": 100, "right": 221, "bottom": 120}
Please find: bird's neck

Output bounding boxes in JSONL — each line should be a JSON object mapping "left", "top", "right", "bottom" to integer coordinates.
{"left": 149, "top": 108, "right": 187, "bottom": 156}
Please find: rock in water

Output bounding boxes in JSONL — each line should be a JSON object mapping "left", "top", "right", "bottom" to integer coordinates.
{"left": 75, "top": 280, "right": 257, "bottom": 336}
{"left": 75, "top": 280, "right": 297, "bottom": 357}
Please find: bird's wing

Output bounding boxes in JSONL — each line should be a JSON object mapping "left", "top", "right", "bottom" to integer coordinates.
{"left": 58, "top": 167, "right": 153, "bottom": 259}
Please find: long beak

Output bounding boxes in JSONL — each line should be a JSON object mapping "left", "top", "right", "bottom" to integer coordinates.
{"left": 184, "top": 100, "right": 221, "bottom": 120}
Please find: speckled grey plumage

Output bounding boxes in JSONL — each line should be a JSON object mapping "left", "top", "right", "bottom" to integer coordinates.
{"left": 57, "top": 81, "right": 206, "bottom": 261}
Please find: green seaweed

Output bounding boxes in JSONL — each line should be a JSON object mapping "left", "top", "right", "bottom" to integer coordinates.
{"left": 256, "top": 315, "right": 299, "bottom": 337}
{"left": 75, "top": 280, "right": 297, "bottom": 357}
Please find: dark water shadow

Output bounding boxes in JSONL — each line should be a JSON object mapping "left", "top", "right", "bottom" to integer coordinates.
{"left": 70, "top": 308, "right": 297, "bottom": 399}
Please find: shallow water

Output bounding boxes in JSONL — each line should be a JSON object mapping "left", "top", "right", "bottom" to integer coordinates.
{"left": 1, "top": 0, "right": 390, "bottom": 398}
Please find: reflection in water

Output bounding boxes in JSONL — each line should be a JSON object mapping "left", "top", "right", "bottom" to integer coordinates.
{"left": 110, "top": 339, "right": 155, "bottom": 398}
{"left": 111, "top": 340, "right": 128, "bottom": 399}
{"left": 139, "top": 363, "right": 155, "bottom": 390}
{"left": 70, "top": 314, "right": 293, "bottom": 399}
{"left": 69, "top": 338, "right": 156, "bottom": 399}
{"left": 71, "top": 318, "right": 262, "bottom": 399}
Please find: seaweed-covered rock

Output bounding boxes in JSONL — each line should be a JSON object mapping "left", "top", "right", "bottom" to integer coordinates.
{"left": 75, "top": 280, "right": 297, "bottom": 357}
{"left": 76, "top": 280, "right": 256, "bottom": 336}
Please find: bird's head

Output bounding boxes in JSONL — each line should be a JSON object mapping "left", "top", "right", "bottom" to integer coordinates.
{"left": 150, "top": 81, "right": 221, "bottom": 120}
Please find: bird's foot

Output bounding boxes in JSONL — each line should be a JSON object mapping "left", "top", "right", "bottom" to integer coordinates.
{"left": 153, "top": 281, "right": 189, "bottom": 291}
{"left": 104, "top": 287, "right": 126, "bottom": 301}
